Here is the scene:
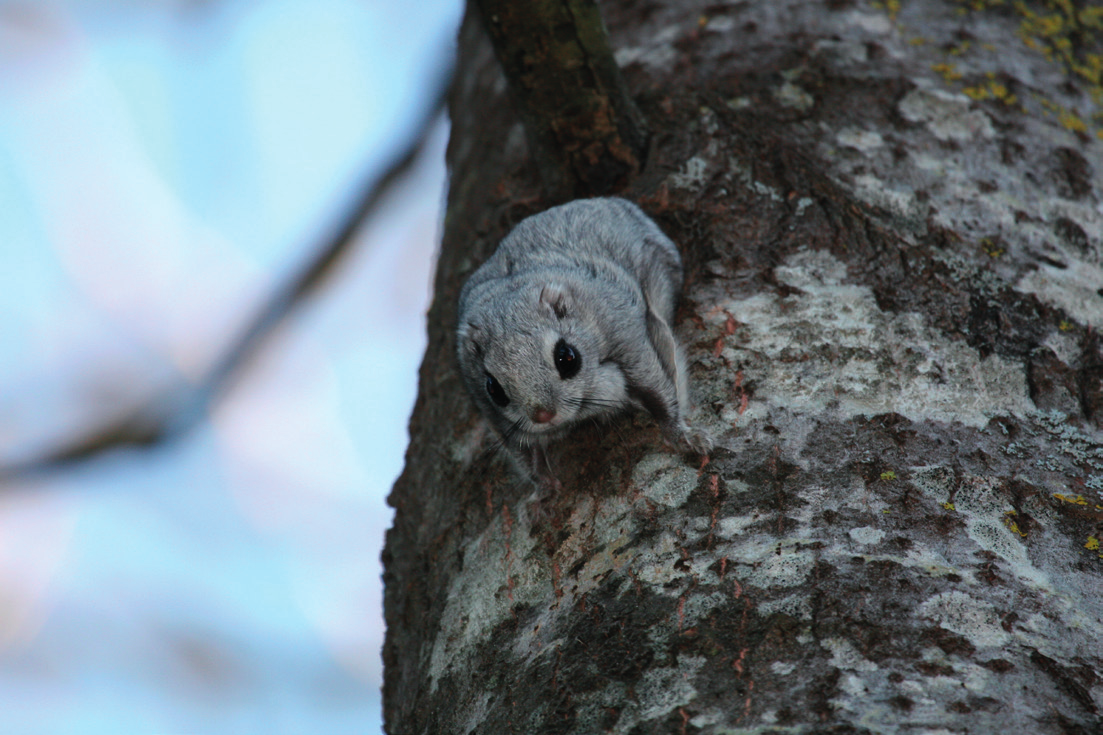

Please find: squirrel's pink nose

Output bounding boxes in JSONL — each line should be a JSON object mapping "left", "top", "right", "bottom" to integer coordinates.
{"left": 532, "top": 408, "right": 556, "bottom": 424}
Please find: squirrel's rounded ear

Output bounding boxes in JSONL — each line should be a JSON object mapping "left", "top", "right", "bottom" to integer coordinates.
{"left": 459, "top": 322, "right": 484, "bottom": 358}
{"left": 540, "top": 284, "right": 571, "bottom": 319}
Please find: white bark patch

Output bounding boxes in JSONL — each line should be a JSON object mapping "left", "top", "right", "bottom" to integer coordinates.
{"left": 898, "top": 87, "right": 995, "bottom": 142}
{"left": 504, "top": 122, "right": 526, "bottom": 158}
{"left": 811, "top": 38, "right": 869, "bottom": 66}
{"left": 852, "top": 173, "right": 920, "bottom": 218}
{"left": 917, "top": 590, "right": 1010, "bottom": 648}
{"left": 632, "top": 655, "right": 706, "bottom": 724}
{"left": 844, "top": 10, "right": 892, "bottom": 35}
{"left": 848, "top": 526, "right": 885, "bottom": 545}
{"left": 565, "top": 500, "right": 639, "bottom": 585}
{"left": 680, "top": 591, "right": 729, "bottom": 628}
{"left": 701, "top": 15, "right": 736, "bottom": 33}
{"left": 1043, "top": 330, "right": 1082, "bottom": 367}
{"left": 613, "top": 24, "right": 680, "bottom": 69}
{"left": 668, "top": 154, "right": 711, "bottom": 190}
{"left": 452, "top": 423, "right": 489, "bottom": 465}
{"left": 902, "top": 543, "right": 972, "bottom": 581}
{"left": 836, "top": 128, "right": 884, "bottom": 153}
{"left": 700, "top": 249, "right": 1033, "bottom": 429}
{"left": 427, "top": 509, "right": 543, "bottom": 692}
{"left": 1016, "top": 259, "right": 1103, "bottom": 330}
{"left": 743, "top": 548, "right": 815, "bottom": 588}
{"left": 909, "top": 467, "right": 1053, "bottom": 590}
{"left": 717, "top": 512, "right": 761, "bottom": 539}
{"left": 774, "top": 81, "right": 814, "bottom": 111}
{"left": 633, "top": 453, "right": 698, "bottom": 508}
{"left": 757, "top": 593, "right": 813, "bottom": 621}
{"left": 635, "top": 531, "right": 688, "bottom": 588}
{"left": 824, "top": 637, "right": 879, "bottom": 672}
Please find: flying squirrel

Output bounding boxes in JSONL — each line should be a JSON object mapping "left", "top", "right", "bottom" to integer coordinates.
{"left": 456, "top": 197, "right": 711, "bottom": 484}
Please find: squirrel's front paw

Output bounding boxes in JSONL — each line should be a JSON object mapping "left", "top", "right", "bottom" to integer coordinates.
{"left": 665, "top": 421, "right": 713, "bottom": 456}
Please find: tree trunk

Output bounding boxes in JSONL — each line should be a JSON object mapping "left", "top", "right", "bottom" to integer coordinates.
{"left": 384, "top": 1, "right": 1103, "bottom": 732}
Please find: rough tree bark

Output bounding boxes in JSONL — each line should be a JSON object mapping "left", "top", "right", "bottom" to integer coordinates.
{"left": 472, "top": 0, "right": 648, "bottom": 197}
{"left": 384, "top": 1, "right": 1103, "bottom": 732}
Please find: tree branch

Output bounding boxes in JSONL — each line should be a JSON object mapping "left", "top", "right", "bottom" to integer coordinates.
{"left": 0, "top": 66, "right": 452, "bottom": 483}
{"left": 473, "top": 0, "right": 647, "bottom": 197}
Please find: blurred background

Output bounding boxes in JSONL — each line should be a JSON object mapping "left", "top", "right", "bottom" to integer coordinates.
{"left": 0, "top": 0, "right": 460, "bottom": 731}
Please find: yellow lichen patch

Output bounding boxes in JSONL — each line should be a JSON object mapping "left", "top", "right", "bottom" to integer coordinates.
{"left": 1002, "top": 510, "right": 1027, "bottom": 537}
{"left": 1034, "top": 98, "right": 1089, "bottom": 133}
{"left": 1059, "top": 320, "right": 1073, "bottom": 332}
{"left": 980, "top": 237, "right": 1005, "bottom": 258}
{"left": 950, "top": 0, "right": 1103, "bottom": 138}
{"left": 932, "top": 62, "right": 964, "bottom": 82}
{"left": 949, "top": 40, "right": 973, "bottom": 56}
{"left": 871, "top": 0, "right": 901, "bottom": 21}
{"left": 1082, "top": 7, "right": 1103, "bottom": 28}
{"left": 1058, "top": 109, "right": 1088, "bottom": 133}
{"left": 963, "top": 78, "right": 1018, "bottom": 106}
{"left": 942, "top": 502, "right": 956, "bottom": 511}
{"left": 1086, "top": 536, "right": 1100, "bottom": 551}
{"left": 1053, "top": 493, "right": 1088, "bottom": 505}
{"left": 1015, "top": 1, "right": 1103, "bottom": 89}
{"left": 1071, "top": 54, "right": 1102, "bottom": 87}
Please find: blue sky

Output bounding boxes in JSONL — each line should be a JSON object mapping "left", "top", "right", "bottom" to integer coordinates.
{"left": 0, "top": 1, "right": 460, "bottom": 731}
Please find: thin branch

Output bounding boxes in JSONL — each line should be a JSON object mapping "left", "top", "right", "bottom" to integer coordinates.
{"left": 0, "top": 65, "right": 453, "bottom": 483}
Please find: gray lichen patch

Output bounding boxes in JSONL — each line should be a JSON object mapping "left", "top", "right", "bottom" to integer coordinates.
{"left": 848, "top": 525, "right": 886, "bottom": 545}
{"left": 757, "top": 593, "right": 813, "bottom": 622}
{"left": 695, "top": 249, "right": 1034, "bottom": 433}
{"left": 824, "top": 637, "right": 879, "bottom": 673}
{"left": 716, "top": 510, "right": 763, "bottom": 539}
{"left": 629, "top": 655, "right": 707, "bottom": 724}
{"left": 917, "top": 591, "right": 1010, "bottom": 649}
{"left": 633, "top": 453, "right": 698, "bottom": 508}
{"left": 835, "top": 127, "right": 884, "bottom": 153}
{"left": 743, "top": 547, "right": 816, "bottom": 589}
{"left": 901, "top": 543, "right": 971, "bottom": 581}
{"left": 667, "top": 148, "right": 714, "bottom": 191}
{"left": 426, "top": 507, "right": 544, "bottom": 692}
{"left": 1016, "top": 259, "right": 1103, "bottom": 330}
{"left": 953, "top": 475, "right": 1051, "bottom": 585}
{"left": 774, "top": 80, "right": 814, "bottom": 111}
{"left": 850, "top": 172, "right": 922, "bottom": 220}
{"left": 898, "top": 86, "right": 996, "bottom": 142}
{"left": 427, "top": 451, "right": 713, "bottom": 699}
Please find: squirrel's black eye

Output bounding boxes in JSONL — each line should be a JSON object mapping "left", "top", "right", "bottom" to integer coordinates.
{"left": 485, "top": 373, "right": 510, "bottom": 407}
{"left": 554, "top": 339, "right": 582, "bottom": 379}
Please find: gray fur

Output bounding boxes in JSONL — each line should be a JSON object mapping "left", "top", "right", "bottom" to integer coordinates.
{"left": 456, "top": 197, "right": 710, "bottom": 480}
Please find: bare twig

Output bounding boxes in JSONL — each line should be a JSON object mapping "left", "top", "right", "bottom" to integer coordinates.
{"left": 0, "top": 65, "right": 453, "bottom": 482}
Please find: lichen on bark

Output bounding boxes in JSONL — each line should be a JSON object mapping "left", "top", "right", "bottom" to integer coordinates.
{"left": 384, "top": 1, "right": 1103, "bottom": 732}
